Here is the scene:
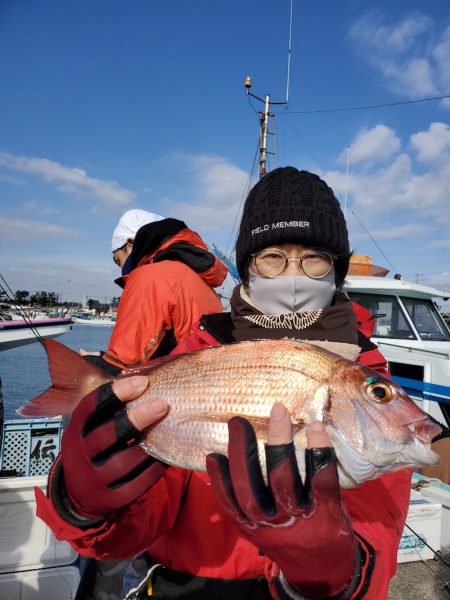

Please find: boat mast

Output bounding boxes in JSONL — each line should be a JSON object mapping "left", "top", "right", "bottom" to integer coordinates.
{"left": 244, "top": 0, "right": 293, "bottom": 178}
{"left": 245, "top": 80, "right": 288, "bottom": 178}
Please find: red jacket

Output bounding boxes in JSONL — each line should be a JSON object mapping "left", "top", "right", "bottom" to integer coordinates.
{"left": 36, "top": 309, "right": 411, "bottom": 599}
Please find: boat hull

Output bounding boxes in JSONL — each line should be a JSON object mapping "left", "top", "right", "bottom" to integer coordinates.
{"left": 0, "top": 318, "right": 73, "bottom": 351}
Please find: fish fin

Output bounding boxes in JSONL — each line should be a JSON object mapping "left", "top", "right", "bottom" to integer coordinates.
{"left": 123, "top": 349, "right": 204, "bottom": 376}
{"left": 312, "top": 386, "right": 330, "bottom": 420}
{"left": 17, "top": 339, "right": 110, "bottom": 417}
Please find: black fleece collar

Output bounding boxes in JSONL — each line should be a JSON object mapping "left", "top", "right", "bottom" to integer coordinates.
{"left": 130, "top": 218, "right": 188, "bottom": 269}
{"left": 114, "top": 218, "right": 216, "bottom": 288}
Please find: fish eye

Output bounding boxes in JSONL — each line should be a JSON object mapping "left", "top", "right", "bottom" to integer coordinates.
{"left": 364, "top": 378, "right": 392, "bottom": 403}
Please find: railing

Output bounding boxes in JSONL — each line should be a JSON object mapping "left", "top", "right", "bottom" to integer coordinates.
{"left": 376, "top": 340, "right": 450, "bottom": 359}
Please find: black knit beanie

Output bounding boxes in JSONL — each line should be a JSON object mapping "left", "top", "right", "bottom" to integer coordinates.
{"left": 235, "top": 167, "right": 350, "bottom": 287}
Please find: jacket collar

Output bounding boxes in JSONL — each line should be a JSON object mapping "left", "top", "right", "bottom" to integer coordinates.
{"left": 114, "top": 218, "right": 227, "bottom": 289}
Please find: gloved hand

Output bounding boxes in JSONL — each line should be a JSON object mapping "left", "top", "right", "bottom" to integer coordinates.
{"left": 49, "top": 376, "right": 169, "bottom": 524}
{"left": 206, "top": 403, "right": 358, "bottom": 599}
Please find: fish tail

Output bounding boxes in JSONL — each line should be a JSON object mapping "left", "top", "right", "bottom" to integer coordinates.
{"left": 17, "top": 339, "right": 110, "bottom": 417}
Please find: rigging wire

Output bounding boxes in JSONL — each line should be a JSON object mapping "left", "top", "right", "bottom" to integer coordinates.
{"left": 277, "top": 93, "right": 450, "bottom": 115}
{"left": 216, "top": 139, "right": 260, "bottom": 300}
{"left": 282, "top": 113, "right": 326, "bottom": 172}
{"left": 247, "top": 94, "right": 261, "bottom": 117}
{"left": 403, "top": 520, "right": 450, "bottom": 571}
{"left": 224, "top": 138, "right": 259, "bottom": 257}
{"left": 0, "top": 273, "right": 45, "bottom": 347}
{"left": 350, "top": 210, "right": 399, "bottom": 274}
{"left": 272, "top": 115, "right": 278, "bottom": 170}
{"left": 281, "top": 114, "right": 399, "bottom": 272}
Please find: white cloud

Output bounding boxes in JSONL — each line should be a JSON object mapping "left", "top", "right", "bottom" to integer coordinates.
{"left": 381, "top": 57, "right": 436, "bottom": 98}
{"left": 349, "top": 12, "right": 431, "bottom": 53}
{"left": 1, "top": 260, "right": 118, "bottom": 303}
{"left": 23, "top": 201, "right": 61, "bottom": 216}
{"left": 188, "top": 155, "right": 250, "bottom": 202}
{"left": 425, "top": 272, "right": 450, "bottom": 294}
{"left": 325, "top": 120, "right": 450, "bottom": 256}
{"left": 331, "top": 126, "right": 450, "bottom": 218}
{"left": 0, "top": 215, "right": 79, "bottom": 240}
{"left": 433, "top": 26, "right": 450, "bottom": 92}
{"left": 348, "top": 12, "right": 449, "bottom": 102}
{"left": 327, "top": 153, "right": 414, "bottom": 212}
{"left": 343, "top": 125, "right": 401, "bottom": 164}
{"left": 349, "top": 12, "right": 432, "bottom": 53}
{"left": 426, "top": 239, "right": 450, "bottom": 249}
{"left": 0, "top": 152, "right": 136, "bottom": 209}
{"left": 369, "top": 223, "right": 431, "bottom": 240}
{"left": 410, "top": 122, "right": 450, "bottom": 162}
{"left": 158, "top": 154, "right": 250, "bottom": 235}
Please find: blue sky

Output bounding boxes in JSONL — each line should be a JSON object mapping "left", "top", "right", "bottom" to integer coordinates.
{"left": 1, "top": 0, "right": 450, "bottom": 304}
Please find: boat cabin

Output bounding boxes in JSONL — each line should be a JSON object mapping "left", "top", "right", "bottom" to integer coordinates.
{"left": 344, "top": 273, "right": 450, "bottom": 428}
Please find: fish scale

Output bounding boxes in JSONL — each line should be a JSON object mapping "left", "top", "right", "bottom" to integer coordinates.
{"left": 19, "top": 338, "right": 441, "bottom": 488}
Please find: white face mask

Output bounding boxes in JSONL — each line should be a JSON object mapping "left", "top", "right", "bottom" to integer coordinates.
{"left": 247, "top": 270, "right": 336, "bottom": 314}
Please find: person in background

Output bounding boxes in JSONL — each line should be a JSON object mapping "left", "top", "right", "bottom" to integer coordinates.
{"left": 37, "top": 168, "right": 413, "bottom": 599}
{"left": 73, "top": 208, "right": 227, "bottom": 599}
{"left": 81, "top": 208, "right": 227, "bottom": 375}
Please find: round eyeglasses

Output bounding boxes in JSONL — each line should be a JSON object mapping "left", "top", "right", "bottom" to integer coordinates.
{"left": 251, "top": 249, "right": 336, "bottom": 279}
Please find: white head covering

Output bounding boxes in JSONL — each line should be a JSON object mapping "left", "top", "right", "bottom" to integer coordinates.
{"left": 111, "top": 209, "right": 164, "bottom": 252}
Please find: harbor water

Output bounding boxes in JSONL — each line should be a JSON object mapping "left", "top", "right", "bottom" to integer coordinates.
{"left": 0, "top": 324, "right": 113, "bottom": 420}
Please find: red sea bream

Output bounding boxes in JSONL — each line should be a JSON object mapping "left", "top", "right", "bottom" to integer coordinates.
{"left": 19, "top": 338, "right": 440, "bottom": 488}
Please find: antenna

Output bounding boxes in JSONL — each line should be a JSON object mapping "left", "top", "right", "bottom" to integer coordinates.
{"left": 244, "top": 1, "right": 294, "bottom": 178}
{"left": 344, "top": 145, "right": 349, "bottom": 219}
{"left": 286, "top": 0, "right": 294, "bottom": 104}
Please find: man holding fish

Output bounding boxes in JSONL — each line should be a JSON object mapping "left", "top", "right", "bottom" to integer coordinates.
{"left": 31, "top": 167, "right": 440, "bottom": 599}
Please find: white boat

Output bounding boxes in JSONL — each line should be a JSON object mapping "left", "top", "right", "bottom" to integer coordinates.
{"left": 343, "top": 258, "right": 450, "bottom": 427}
{"left": 0, "top": 317, "right": 73, "bottom": 352}
{"left": 72, "top": 315, "right": 115, "bottom": 326}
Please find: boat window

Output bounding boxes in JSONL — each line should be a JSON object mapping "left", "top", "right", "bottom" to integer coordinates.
{"left": 347, "top": 293, "right": 416, "bottom": 339}
{"left": 401, "top": 297, "right": 450, "bottom": 341}
{"left": 388, "top": 361, "right": 424, "bottom": 381}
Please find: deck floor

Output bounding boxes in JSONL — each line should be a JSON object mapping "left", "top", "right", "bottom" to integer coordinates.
{"left": 388, "top": 548, "right": 450, "bottom": 599}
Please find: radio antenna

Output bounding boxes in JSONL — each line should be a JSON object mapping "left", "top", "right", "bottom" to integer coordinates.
{"left": 244, "top": 2, "right": 294, "bottom": 177}
{"left": 286, "top": 0, "right": 294, "bottom": 104}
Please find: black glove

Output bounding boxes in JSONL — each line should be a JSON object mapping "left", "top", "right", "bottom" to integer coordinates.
{"left": 207, "top": 417, "right": 360, "bottom": 599}
{"left": 49, "top": 382, "right": 167, "bottom": 527}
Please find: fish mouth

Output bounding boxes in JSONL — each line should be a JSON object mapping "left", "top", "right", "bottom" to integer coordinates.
{"left": 328, "top": 422, "right": 439, "bottom": 488}
{"left": 405, "top": 417, "right": 441, "bottom": 443}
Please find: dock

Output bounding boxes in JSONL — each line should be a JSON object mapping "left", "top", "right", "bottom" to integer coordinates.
{"left": 388, "top": 548, "right": 450, "bottom": 599}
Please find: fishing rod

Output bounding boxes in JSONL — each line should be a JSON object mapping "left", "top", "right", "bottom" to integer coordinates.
{"left": 0, "top": 273, "right": 46, "bottom": 348}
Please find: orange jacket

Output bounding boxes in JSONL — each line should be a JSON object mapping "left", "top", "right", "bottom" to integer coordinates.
{"left": 102, "top": 226, "right": 227, "bottom": 369}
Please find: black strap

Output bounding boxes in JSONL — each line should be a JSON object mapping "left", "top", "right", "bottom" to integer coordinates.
{"left": 151, "top": 327, "right": 178, "bottom": 359}
{"left": 130, "top": 219, "right": 188, "bottom": 270}
{"left": 153, "top": 243, "right": 215, "bottom": 274}
{"left": 82, "top": 353, "right": 122, "bottom": 376}
{"left": 200, "top": 312, "right": 235, "bottom": 344}
{"left": 356, "top": 330, "right": 378, "bottom": 353}
{"left": 49, "top": 459, "right": 105, "bottom": 530}
{"left": 134, "top": 566, "right": 272, "bottom": 600}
